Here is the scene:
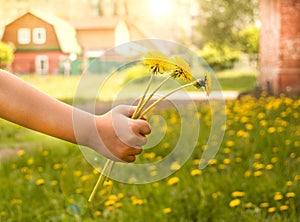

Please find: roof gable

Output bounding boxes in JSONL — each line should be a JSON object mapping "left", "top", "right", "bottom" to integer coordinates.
{"left": 5, "top": 11, "right": 81, "bottom": 54}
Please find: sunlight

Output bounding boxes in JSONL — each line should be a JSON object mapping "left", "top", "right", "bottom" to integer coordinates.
{"left": 149, "top": 0, "right": 172, "bottom": 17}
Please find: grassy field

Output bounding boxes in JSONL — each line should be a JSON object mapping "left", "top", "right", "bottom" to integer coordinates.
{"left": 18, "top": 69, "right": 258, "bottom": 103}
{"left": 0, "top": 92, "right": 299, "bottom": 221}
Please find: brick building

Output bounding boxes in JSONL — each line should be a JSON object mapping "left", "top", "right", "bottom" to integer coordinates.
{"left": 259, "top": 0, "right": 300, "bottom": 95}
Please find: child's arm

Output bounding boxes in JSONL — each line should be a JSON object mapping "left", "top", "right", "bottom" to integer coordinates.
{"left": 0, "top": 70, "right": 151, "bottom": 162}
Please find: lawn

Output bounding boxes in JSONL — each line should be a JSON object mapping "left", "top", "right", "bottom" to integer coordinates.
{"left": 0, "top": 93, "right": 299, "bottom": 221}
{"left": 18, "top": 69, "right": 258, "bottom": 103}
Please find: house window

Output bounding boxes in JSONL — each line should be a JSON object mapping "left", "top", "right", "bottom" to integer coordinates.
{"left": 18, "top": 28, "right": 31, "bottom": 44}
{"left": 33, "top": 28, "right": 46, "bottom": 44}
{"left": 35, "top": 55, "right": 49, "bottom": 75}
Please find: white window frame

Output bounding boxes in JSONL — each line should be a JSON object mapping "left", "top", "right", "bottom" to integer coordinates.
{"left": 33, "top": 28, "right": 46, "bottom": 44}
{"left": 17, "top": 28, "right": 31, "bottom": 44}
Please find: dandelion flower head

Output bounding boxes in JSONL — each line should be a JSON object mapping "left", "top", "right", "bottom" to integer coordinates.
{"left": 170, "top": 56, "right": 192, "bottom": 82}
{"left": 143, "top": 51, "right": 172, "bottom": 74}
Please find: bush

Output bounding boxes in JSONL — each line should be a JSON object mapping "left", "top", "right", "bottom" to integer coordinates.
{"left": 0, "top": 41, "right": 15, "bottom": 69}
{"left": 198, "top": 42, "right": 241, "bottom": 70}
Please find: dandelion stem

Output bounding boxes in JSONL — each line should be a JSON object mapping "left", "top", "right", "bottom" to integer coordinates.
{"left": 137, "top": 75, "right": 172, "bottom": 116}
{"left": 88, "top": 160, "right": 111, "bottom": 202}
{"left": 134, "top": 73, "right": 154, "bottom": 119}
{"left": 139, "top": 81, "right": 195, "bottom": 117}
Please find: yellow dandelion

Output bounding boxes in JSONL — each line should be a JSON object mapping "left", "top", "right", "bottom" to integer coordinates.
{"left": 80, "top": 175, "right": 90, "bottom": 182}
{"left": 191, "top": 169, "right": 202, "bottom": 176}
{"left": 274, "top": 193, "right": 283, "bottom": 201}
{"left": 17, "top": 149, "right": 25, "bottom": 157}
{"left": 294, "top": 175, "right": 300, "bottom": 181}
{"left": 267, "top": 127, "right": 276, "bottom": 133}
{"left": 231, "top": 191, "right": 245, "bottom": 198}
{"left": 229, "top": 199, "right": 241, "bottom": 208}
{"left": 280, "top": 205, "right": 289, "bottom": 211}
{"left": 260, "top": 202, "right": 269, "bottom": 208}
{"left": 117, "top": 193, "right": 124, "bottom": 199}
{"left": 212, "top": 192, "right": 221, "bottom": 199}
{"left": 73, "top": 170, "right": 82, "bottom": 177}
{"left": 286, "top": 181, "right": 293, "bottom": 187}
{"left": 115, "top": 202, "right": 122, "bottom": 208}
{"left": 75, "top": 188, "right": 83, "bottom": 194}
{"left": 167, "top": 177, "right": 180, "bottom": 186}
{"left": 253, "top": 162, "right": 264, "bottom": 170}
{"left": 244, "top": 170, "right": 252, "bottom": 177}
{"left": 208, "top": 159, "right": 217, "bottom": 165}
{"left": 42, "top": 150, "right": 49, "bottom": 156}
{"left": 193, "top": 159, "right": 200, "bottom": 165}
{"left": 163, "top": 208, "right": 172, "bottom": 214}
{"left": 170, "top": 161, "right": 181, "bottom": 171}
{"left": 152, "top": 182, "right": 159, "bottom": 188}
{"left": 245, "top": 123, "right": 253, "bottom": 130}
{"left": 223, "top": 158, "right": 231, "bottom": 165}
{"left": 143, "top": 51, "right": 172, "bottom": 74}
{"left": 50, "top": 180, "right": 58, "bottom": 186}
{"left": 286, "top": 192, "right": 296, "bottom": 198}
{"left": 290, "top": 152, "right": 296, "bottom": 159}
{"left": 150, "top": 171, "right": 157, "bottom": 176}
{"left": 144, "top": 152, "right": 156, "bottom": 160}
{"left": 94, "top": 211, "right": 102, "bottom": 217}
{"left": 244, "top": 202, "right": 253, "bottom": 209}
{"left": 223, "top": 148, "right": 231, "bottom": 154}
{"left": 253, "top": 170, "right": 263, "bottom": 177}
{"left": 108, "top": 195, "right": 118, "bottom": 201}
{"left": 27, "top": 158, "right": 34, "bottom": 165}
{"left": 103, "top": 180, "right": 113, "bottom": 186}
{"left": 268, "top": 207, "right": 276, "bottom": 213}
{"left": 53, "top": 163, "right": 62, "bottom": 170}
{"left": 271, "top": 157, "right": 279, "bottom": 163}
{"left": 0, "top": 211, "right": 6, "bottom": 217}
{"left": 11, "top": 199, "right": 22, "bottom": 205}
{"left": 36, "top": 179, "right": 45, "bottom": 186}
{"left": 226, "top": 141, "right": 235, "bottom": 147}
{"left": 235, "top": 157, "right": 242, "bottom": 163}
{"left": 266, "top": 164, "right": 273, "bottom": 170}
{"left": 171, "top": 56, "right": 192, "bottom": 82}
{"left": 131, "top": 197, "right": 145, "bottom": 206}
{"left": 104, "top": 199, "right": 116, "bottom": 207}
{"left": 254, "top": 153, "right": 262, "bottom": 159}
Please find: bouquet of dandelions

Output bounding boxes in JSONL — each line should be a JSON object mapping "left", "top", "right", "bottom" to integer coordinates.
{"left": 88, "top": 51, "right": 211, "bottom": 202}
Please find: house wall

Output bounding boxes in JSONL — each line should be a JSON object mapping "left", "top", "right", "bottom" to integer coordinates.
{"left": 12, "top": 51, "right": 67, "bottom": 74}
{"left": 259, "top": 0, "right": 300, "bottom": 95}
{"left": 2, "top": 13, "right": 60, "bottom": 50}
{"left": 76, "top": 29, "right": 115, "bottom": 51}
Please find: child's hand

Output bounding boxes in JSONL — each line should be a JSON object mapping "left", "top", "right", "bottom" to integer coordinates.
{"left": 91, "top": 105, "right": 151, "bottom": 162}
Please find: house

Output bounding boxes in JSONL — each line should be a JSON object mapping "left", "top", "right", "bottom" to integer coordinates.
{"left": 1, "top": 11, "right": 81, "bottom": 74}
{"left": 69, "top": 17, "right": 130, "bottom": 74}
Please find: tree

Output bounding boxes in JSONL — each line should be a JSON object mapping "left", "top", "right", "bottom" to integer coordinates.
{"left": 195, "top": 0, "right": 258, "bottom": 48}
{"left": 0, "top": 42, "right": 14, "bottom": 70}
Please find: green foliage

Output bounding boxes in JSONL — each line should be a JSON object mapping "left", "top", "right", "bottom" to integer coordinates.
{"left": 0, "top": 95, "right": 299, "bottom": 221}
{"left": 196, "top": 0, "right": 258, "bottom": 47}
{"left": 238, "top": 25, "right": 259, "bottom": 54}
{"left": 198, "top": 42, "right": 241, "bottom": 70}
{"left": 0, "top": 41, "right": 15, "bottom": 69}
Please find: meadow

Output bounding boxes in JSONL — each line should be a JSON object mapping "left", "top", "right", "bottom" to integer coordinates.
{"left": 0, "top": 71, "right": 299, "bottom": 221}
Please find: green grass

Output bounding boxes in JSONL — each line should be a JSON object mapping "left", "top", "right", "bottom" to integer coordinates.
{"left": 19, "top": 69, "right": 258, "bottom": 104}
{"left": 0, "top": 95, "right": 299, "bottom": 221}
{"left": 216, "top": 69, "right": 257, "bottom": 92}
